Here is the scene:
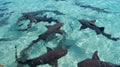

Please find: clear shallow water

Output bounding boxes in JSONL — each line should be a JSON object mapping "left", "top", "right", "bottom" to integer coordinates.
{"left": 0, "top": 0, "right": 120, "bottom": 67}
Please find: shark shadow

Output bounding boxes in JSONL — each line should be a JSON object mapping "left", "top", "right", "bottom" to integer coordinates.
{"left": 0, "top": 1, "right": 12, "bottom": 5}
{"left": 0, "top": 8, "right": 8, "bottom": 11}
{"left": 75, "top": 4, "right": 120, "bottom": 14}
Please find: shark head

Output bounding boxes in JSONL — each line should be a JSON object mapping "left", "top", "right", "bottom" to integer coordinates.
{"left": 79, "top": 19, "right": 96, "bottom": 26}
{"left": 79, "top": 19, "right": 88, "bottom": 25}
{"left": 53, "top": 23, "right": 63, "bottom": 29}
{"left": 45, "top": 23, "right": 64, "bottom": 35}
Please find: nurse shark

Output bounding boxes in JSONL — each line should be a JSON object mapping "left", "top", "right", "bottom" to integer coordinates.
{"left": 16, "top": 10, "right": 64, "bottom": 26}
{"left": 17, "top": 15, "right": 59, "bottom": 31}
{"left": 20, "top": 23, "right": 64, "bottom": 54}
{"left": 15, "top": 45, "right": 67, "bottom": 67}
{"left": 79, "top": 19, "right": 120, "bottom": 41}
{"left": 77, "top": 51, "right": 120, "bottom": 67}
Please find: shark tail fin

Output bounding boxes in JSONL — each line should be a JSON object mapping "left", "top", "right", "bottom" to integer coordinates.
{"left": 103, "top": 33, "right": 111, "bottom": 38}
{"left": 15, "top": 45, "right": 27, "bottom": 64}
{"left": 15, "top": 45, "right": 18, "bottom": 60}
{"left": 99, "top": 27, "right": 104, "bottom": 32}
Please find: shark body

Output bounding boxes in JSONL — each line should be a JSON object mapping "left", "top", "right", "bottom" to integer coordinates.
{"left": 78, "top": 51, "right": 120, "bottom": 67}
{"left": 79, "top": 19, "right": 120, "bottom": 41}
{"left": 16, "top": 46, "right": 67, "bottom": 67}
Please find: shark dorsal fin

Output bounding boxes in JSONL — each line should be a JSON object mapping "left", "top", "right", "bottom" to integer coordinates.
{"left": 80, "top": 25, "right": 87, "bottom": 30}
{"left": 45, "top": 25, "right": 52, "bottom": 29}
{"left": 92, "top": 50, "right": 100, "bottom": 60}
{"left": 48, "top": 60, "right": 58, "bottom": 67}
{"left": 99, "top": 27, "right": 104, "bottom": 32}
{"left": 46, "top": 47, "right": 53, "bottom": 52}
{"left": 90, "top": 20, "right": 96, "bottom": 24}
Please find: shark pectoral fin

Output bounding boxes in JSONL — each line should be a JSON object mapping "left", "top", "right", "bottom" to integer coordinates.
{"left": 92, "top": 50, "right": 100, "bottom": 60}
{"left": 55, "top": 30, "right": 63, "bottom": 35}
{"left": 46, "top": 47, "right": 53, "bottom": 52}
{"left": 45, "top": 25, "right": 52, "bottom": 29}
{"left": 99, "top": 27, "right": 104, "bottom": 32}
{"left": 90, "top": 20, "right": 96, "bottom": 24}
{"left": 48, "top": 60, "right": 58, "bottom": 67}
{"left": 80, "top": 25, "right": 87, "bottom": 30}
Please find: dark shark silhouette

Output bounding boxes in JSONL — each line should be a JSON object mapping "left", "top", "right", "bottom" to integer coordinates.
{"left": 21, "top": 23, "right": 64, "bottom": 54}
{"left": 80, "top": 5, "right": 110, "bottom": 13}
{"left": 15, "top": 45, "right": 67, "bottom": 67}
{"left": 35, "top": 15, "right": 59, "bottom": 23}
{"left": 79, "top": 19, "right": 120, "bottom": 41}
{"left": 17, "top": 15, "right": 59, "bottom": 31}
{"left": 75, "top": 4, "right": 120, "bottom": 14}
{"left": 16, "top": 10, "right": 64, "bottom": 26}
{"left": 77, "top": 51, "right": 120, "bottom": 67}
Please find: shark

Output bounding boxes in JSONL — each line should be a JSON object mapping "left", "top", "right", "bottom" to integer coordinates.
{"left": 17, "top": 15, "right": 59, "bottom": 31}
{"left": 16, "top": 10, "right": 64, "bottom": 26}
{"left": 77, "top": 51, "right": 120, "bottom": 67}
{"left": 20, "top": 23, "right": 64, "bottom": 54}
{"left": 15, "top": 45, "right": 67, "bottom": 67}
{"left": 79, "top": 5, "right": 110, "bottom": 13}
{"left": 79, "top": 19, "right": 120, "bottom": 41}
{"left": 35, "top": 15, "right": 59, "bottom": 23}
{"left": 75, "top": 4, "right": 120, "bottom": 14}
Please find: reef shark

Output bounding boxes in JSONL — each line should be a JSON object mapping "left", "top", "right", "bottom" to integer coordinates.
{"left": 20, "top": 23, "right": 64, "bottom": 54}
{"left": 77, "top": 51, "right": 120, "bottom": 67}
{"left": 79, "top": 19, "right": 120, "bottom": 41}
{"left": 15, "top": 45, "right": 67, "bottom": 67}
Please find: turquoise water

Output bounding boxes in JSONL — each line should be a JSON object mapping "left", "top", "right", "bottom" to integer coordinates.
{"left": 0, "top": 0, "right": 120, "bottom": 67}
